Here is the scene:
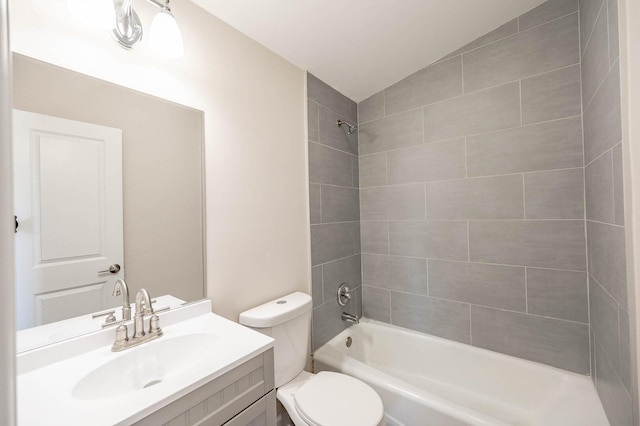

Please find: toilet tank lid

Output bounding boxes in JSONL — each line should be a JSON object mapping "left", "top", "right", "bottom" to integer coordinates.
{"left": 239, "top": 292, "right": 312, "bottom": 328}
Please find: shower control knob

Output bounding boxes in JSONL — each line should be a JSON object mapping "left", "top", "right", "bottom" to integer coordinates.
{"left": 337, "top": 283, "right": 352, "bottom": 307}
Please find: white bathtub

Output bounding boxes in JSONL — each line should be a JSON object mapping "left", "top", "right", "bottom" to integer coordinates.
{"left": 313, "top": 318, "right": 609, "bottom": 426}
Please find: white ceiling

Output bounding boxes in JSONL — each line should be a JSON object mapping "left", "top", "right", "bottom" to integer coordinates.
{"left": 191, "top": 0, "right": 547, "bottom": 102}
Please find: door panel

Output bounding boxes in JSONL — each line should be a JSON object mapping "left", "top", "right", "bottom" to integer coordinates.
{"left": 13, "top": 109, "right": 123, "bottom": 330}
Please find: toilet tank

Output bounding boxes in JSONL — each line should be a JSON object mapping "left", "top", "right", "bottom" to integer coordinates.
{"left": 239, "top": 292, "right": 312, "bottom": 388}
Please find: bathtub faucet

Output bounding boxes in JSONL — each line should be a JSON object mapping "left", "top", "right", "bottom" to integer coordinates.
{"left": 342, "top": 312, "right": 359, "bottom": 324}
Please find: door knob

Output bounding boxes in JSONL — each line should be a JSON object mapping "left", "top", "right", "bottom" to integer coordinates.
{"left": 98, "top": 264, "right": 121, "bottom": 274}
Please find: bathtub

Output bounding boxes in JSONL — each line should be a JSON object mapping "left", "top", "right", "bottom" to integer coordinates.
{"left": 313, "top": 318, "right": 609, "bottom": 426}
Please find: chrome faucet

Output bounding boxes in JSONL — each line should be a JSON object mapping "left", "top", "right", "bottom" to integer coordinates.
{"left": 342, "top": 312, "right": 359, "bottom": 324}
{"left": 111, "top": 288, "right": 163, "bottom": 352}
{"left": 112, "top": 279, "right": 132, "bottom": 321}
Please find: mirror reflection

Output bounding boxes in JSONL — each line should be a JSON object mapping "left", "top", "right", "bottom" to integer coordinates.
{"left": 12, "top": 53, "right": 206, "bottom": 351}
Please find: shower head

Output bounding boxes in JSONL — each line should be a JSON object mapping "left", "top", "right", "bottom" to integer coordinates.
{"left": 337, "top": 119, "right": 358, "bottom": 135}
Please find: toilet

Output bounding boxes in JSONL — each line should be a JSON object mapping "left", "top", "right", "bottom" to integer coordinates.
{"left": 239, "top": 292, "right": 385, "bottom": 426}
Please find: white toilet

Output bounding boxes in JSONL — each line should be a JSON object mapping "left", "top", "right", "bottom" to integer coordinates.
{"left": 239, "top": 292, "right": 385, "bottom": 426}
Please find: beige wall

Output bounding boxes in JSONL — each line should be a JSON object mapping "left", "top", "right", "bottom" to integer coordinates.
{"left": 9, "top": 0, "right": 310, "bottom": 321}
{"left": 13, "top": 54, "right": 205, "bottom": 303}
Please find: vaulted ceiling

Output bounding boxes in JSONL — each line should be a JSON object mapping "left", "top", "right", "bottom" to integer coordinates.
{"left": 192, "top": 0, "right": 547, "bottom": 101}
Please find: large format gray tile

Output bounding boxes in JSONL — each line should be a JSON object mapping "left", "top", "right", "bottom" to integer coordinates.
{"left": 391, "top": 292, "right": 471, "bottom": 343}
{"left": 525, "top": 168, "right": 584, "bottom": 219}
{"left": 359, "top": 153, "right": 387, "bottom": 188}
{"left": 359, "top": 109, "right": 423, "bottom": 155}
{"left": 613, "top": 144, "right": 625, "bottom": 225}
{"left": 426, "top": 175, "right": 524, "bottom": 220}
{"left": 309, "top": 184, "right": 321, "bottom": 224}
{"left": 585, "top": 150, "right": 614, "bottom": 224}
{"left": 385, "top": 56, "right": 462, "bottom": 115}
{"left": 363, "top": 286, "right": 391, "bottom": 323}
{"left": 608, "top": 0, "right": 620, "bottom": 65}
{"left": 469, "top": 220, "right": 586, "bottom": 270}
{"left": 580, "top": 0, "right": 606, "bottom": 54}
{"left": 429, "top": 260, "right": 525, "bottom": 311}
{"left": 309, "top": 142, "right": 353, "bottom": 187}
{"left": 463, "top": 14, "right": 579, "bottom": 93}
{"left": 519, "top": 0, "right": 579, "bottom": 31}
{"left": 359, "top": 91, "right": 384, "bottom": 123}
{"left": 307, "top": 73, "right": 356, "bottom": 122}
{"left": 594, "top": 341, "right": 633, "bottom": 426}
{"left": 422, "top": 82, "right": 521, "bottom": 143}
{"left": 308, "top": 100, "right": 319, "bottom": 142}
{"left": 584, "top": 62, "right": 622, "bottom": 163}
{"left": 581, "top": 4, "right": 610, "bottom": 108}
{"left": 521, "top": 65, "right": 581, "bottom": 125}
{"left": 589, "top": 221, "right": 627, "bottom": 307}
{"left": 323, "top": 254, "right": 362, "bottom": 303}
{"left": 467, "top": 117, "right": 583, "bottom": 176}
{"left": 590, "top": 277, "right": 621, "bottom": 374}
{"left": 319, "top": 105, "right": 359, "bottom": 154}
{"left": 321, "top": 185, "right": 359, "bottom": 223}
{"left": 310, "top": 222, "right": 359, "bottom": 266}
{"left": 471, "top": 305, "right": 590, "bottom": 373}
{"left": 389, "top": 221, "right": 468, "bottom": 261}
{"left": 527, "top": 268, "right": 588, "bottom": 322}
{"left": 312, "top": 300, "right": 353, "bottom": 350}
{"left": 361, "top": 221, "right": 389, "bottom": 254}
{"left": 620, "top": 307, "right": 631, "bottom": 394}
{"left": 362, "top": 254, "right": 428, "bottom": 295}
{"left": 441, "top": 19, "right": 518, "bottom": 60}
{"left": 387, "top": 139, "right": 466, "bottom": 185}
{"left": 361, "top": 184, "right": 425, "bottom": 221}
{"left": 312, "top": 266, "right": 323, "bottom": 308}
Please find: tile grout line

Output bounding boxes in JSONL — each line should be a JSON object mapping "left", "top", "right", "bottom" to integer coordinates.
{"left": 581, "top": 0, "right": 606, "bottom": 61}
{"left": 361, "top": 114, "right": 582, "bottom": 158}
{"left": 525, "top": 267, "right": 529, "bottom": 313}
{"left": 361, "top": 284, "right": 591, "bottom": 326}
{"left": 522, "top": 173, "right": 527, "bottom": 219}
{"left": 359, "top": 64, "right": 582, "bottom": 127}
{"left": 360, "top": 251, "right": 589, "bottom": 274}
{"left": 361, "top": 166, "right": 586, "bottom": 190}
{"left": 584, "top": 57, "right": 619, "bottom": 115}
{"left": 519, "top": 80, "right": 523, "bottom": 125}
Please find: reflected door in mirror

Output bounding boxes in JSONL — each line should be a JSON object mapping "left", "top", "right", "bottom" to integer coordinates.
{"left": 13, "top": 110, "right": 124, "bottom": 330}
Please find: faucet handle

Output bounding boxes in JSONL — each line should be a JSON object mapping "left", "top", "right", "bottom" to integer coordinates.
{"left": 115, "top": 325, "right": 128, "bottom": 343}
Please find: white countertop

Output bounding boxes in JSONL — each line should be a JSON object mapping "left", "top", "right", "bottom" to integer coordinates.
{"left": 16, "top": 300, "right": 274, "bottom": 426}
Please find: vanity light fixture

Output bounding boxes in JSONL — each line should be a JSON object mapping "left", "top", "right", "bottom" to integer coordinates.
{"left": 68, "top": 0, "right": 184, "bottom": 58}
{"left": 113, "top": 0, "right": 184, "bottom": 58}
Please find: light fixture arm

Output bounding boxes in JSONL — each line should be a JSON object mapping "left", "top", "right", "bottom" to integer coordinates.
{"left": 112, "top": 0, "right": 171, "bottom": 50}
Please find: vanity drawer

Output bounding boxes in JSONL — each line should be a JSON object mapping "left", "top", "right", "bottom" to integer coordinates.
{"left": 133, "top": 348, "right": 275, "bottom": 426}
{"left": 223, "top": 390, "right": 276, "bottom": 426}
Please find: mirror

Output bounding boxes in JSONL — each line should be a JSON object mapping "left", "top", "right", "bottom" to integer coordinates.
{"left": 12, "top": 53, "right": 206, "bottom": 351}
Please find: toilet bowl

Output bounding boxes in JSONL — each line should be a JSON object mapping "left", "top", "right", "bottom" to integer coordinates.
{"left": 239, "top": 292, "right": 384, "bottom": 426}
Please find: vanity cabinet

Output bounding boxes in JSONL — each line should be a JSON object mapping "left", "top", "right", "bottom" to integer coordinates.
{"left": 133, "top": 349, "right": 275, "bottom": 426}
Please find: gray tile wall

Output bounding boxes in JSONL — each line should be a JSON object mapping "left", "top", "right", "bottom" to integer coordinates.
{"left": 580, "top": 0, "right": 632, "bottom": 422}
{"left": 358, "top": 0, "right": 593, "bottom": 374}
{"left": 307, "top": 74, "right": 362, "bottom": 350}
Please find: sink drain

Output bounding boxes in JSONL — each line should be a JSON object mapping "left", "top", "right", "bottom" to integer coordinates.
{"left": 144, "top": 380, "right": 162, "bottom": 389}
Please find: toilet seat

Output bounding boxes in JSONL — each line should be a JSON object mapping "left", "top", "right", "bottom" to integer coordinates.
{"left": 293, "top": 371, "right": 384, "bottom": 426}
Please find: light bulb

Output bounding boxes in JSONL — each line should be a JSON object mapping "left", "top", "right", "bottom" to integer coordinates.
{"left": 149, "top": 9, "right": 184, "bottom": 59}
{"left": 67, "top": 0, "right": 115, "bottom": 30}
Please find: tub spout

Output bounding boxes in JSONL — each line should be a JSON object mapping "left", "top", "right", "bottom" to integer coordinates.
{"left": 342, "top": 312, "right": 359, "bottom": 324}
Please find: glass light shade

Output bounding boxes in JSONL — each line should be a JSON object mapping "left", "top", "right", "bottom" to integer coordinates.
{"left": 67, "top": 0, "right": 115, "bottom": 30}
{"left": 149, "top": 10, "right": 184, "bottom": 59}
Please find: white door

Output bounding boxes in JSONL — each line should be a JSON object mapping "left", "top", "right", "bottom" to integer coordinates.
{"left": 13, "top": 110, "right": 124, "bottom": 330}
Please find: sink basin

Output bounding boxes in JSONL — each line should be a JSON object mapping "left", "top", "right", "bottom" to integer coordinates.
{"left": 72, "top": 333, "right": 218, "bottom": 400}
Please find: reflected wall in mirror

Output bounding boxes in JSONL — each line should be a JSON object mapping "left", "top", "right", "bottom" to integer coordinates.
{"left": 12, "top": 53, "right": 206, "bottom": 349}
